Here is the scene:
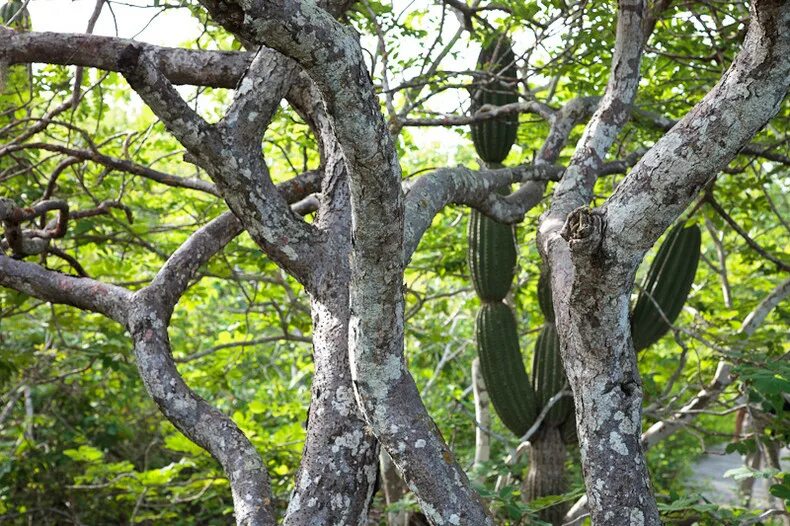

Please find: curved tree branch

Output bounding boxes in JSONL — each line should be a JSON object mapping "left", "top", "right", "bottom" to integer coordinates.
{"left": 243, "top": 2, "right": 494, "bottom": 523}
{"left": 0, "top": 28, "right": 252, "bottom": 88}
{"left": 0, "top": 256, "right": 131, "bottom": 323}
{"left": 402, "top": 163, "right": 564, "bottom": 261}
{"left": 127, "top": 214, "right": 276, "bottom": 526}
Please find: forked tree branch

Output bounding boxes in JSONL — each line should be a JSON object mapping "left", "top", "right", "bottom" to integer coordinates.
{"left": 602, "top": 0, "right": 790, "bottom": 257}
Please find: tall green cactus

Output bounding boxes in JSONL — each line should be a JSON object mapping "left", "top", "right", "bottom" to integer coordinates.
{"left": 481, "top": 226, "right": 702, "bottom": 441}
{"left": 523, "top": 226, "right": 700, "bottom": 523}
{"left": 468, "top": 33, "right": 531, "bottom": 436}
{"left": 522, "top": 270, "right": 573, "bottom": 524}
{"left": 475, "top": 229, "right": 700, "bottom": 524}
{"left": 470, "top": 35, "right": 519, "bottom": 165}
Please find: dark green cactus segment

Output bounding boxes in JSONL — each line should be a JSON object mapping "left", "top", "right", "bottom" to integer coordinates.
{"left": 532, "top": 324, "right": 571, "bottom": 427}
{"left": 1, "top": 1, "right": 32, "bottom": 29}
{"left": 476, "top": 301, "right": 537, "bottom": 436}
{"left": 470, "top": 35, "right": 519, "bottom": 164}
{"left": 631, "top": 224, "right": 701, "bottom": 352}
{"left": 468, "top": 209, "right": 516, "bottom": 302}
{"left": 537, "top": 269, "right": 555, "bottom": 323}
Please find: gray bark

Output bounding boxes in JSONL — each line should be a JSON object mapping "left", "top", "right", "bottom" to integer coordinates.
{"left": 243, "top": 3, "right": 494, "bottom": 524}
{"left": 284, "top": 72, "right": 380, "bottom": 526}
{"left": 2, "top": 0, "right": 789, "bottom": 525}
{"left": 542, "top": 1, "right": 789, "bottom": 525}
{"left": 0, "top": 176, "right": 317, "bottom": 525}
{"left": 0, "top": 27, "right": 251, "bottom": 88}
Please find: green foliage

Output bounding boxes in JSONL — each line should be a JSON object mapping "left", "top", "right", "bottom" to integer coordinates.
{"left": 1, "top": 0, "right": 788, "bottom": 523}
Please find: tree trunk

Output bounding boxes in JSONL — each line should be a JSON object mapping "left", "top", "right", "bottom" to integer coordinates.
{"left": 549, "top": 245, "right": 661, "bottom": 526}
{"left": 522, "top": 426, "right": 568, "bottom": 526}
{"left": 284, "top": 279, "right": 379, "bottom": 525}
{"left": 380, "top": 450, "right": 410, "bottom": 526}
{"left": 472, "top": 358, "right": 490, "bottom": 476}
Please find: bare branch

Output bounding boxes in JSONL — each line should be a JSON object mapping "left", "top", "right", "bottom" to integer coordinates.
{"left": 147, "top": 212, "right": 243, "bottom": 315}
{"left": 0, "top": 141, "right": 219, "bottom": 195}
{"left": 634, "top": 107, "right": 790, "bottom": 166}
{"left": 403, "top": 163, "right": 564, "bottom": 261}
{"left": 399, "top": 100, "right": 555, "bottom": 127}
{"left": 118, "top": 44, "right": 220, "bottom": 155}
{"left": 541, "top": 0, "right": 645, "bottom": 240}
{"left": 220, "top": 46, "right": 298, "bottom": 142}
{"left": 740, "top": 277, "right": 790, "bottom": 335}
{"left": 127, "top": 290, "right": 276, "bottom": 526}
{"left": 0, "top": 256, "right": 131, "bottom": 323}
{"left": 0, "top": 28, "right": 252, "bottom": 89}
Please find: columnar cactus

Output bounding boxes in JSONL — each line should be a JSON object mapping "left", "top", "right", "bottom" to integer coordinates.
{"left": 631, "top": 224, "right": 702, "bottom": 351}
{"left": 468, "top": 34, "right": 532, "bottom": 435}
{"left": 467, "top": 31, "right": 702, "bottom": 525}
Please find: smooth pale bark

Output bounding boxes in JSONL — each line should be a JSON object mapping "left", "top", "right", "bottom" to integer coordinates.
{"left": 471, "top": 358, "right": 490, "bottom": 474}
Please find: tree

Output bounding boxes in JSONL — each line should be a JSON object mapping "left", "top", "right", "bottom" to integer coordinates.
{"left": 0, "top": 0, "right": 788, "bottom": 525}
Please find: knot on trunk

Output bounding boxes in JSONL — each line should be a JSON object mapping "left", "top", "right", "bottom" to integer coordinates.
{"left": 560, "top": 206, "right": 604, "bottom": 253}
{"left": 118, "top": 43, "right": 143, "bottom": 75}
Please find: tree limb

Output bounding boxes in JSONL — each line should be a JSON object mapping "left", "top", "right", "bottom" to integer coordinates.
{"left": 0, "top": 28, "right": 252, "bottom": 89}
{"left": 602, "top": 0, "right": 790, "bottom": 258}
{"left": 402, "top": 163, "right": 564, "bottom": 261}
{"left": 243, "top": 1, "right": 494, "bottom": 523}
{"left": 118, "top": 44, "right": 220, "bottom": 155}
{"left": 0, "top": 255, "right": 131, "bottom": 323}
